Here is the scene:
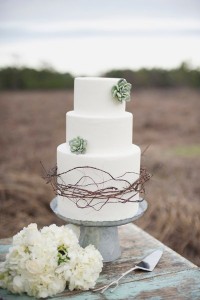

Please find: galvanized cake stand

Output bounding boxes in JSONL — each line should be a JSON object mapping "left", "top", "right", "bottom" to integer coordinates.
{"left": 50, "top": 198, "right": 147, "bottom": 262}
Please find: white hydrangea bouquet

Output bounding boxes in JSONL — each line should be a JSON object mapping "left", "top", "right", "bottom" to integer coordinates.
{"left": 0, "top": 223, "right": 103, "bottom": 298}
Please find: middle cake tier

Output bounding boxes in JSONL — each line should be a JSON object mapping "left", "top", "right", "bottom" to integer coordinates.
{"left": 66, "top": 111, "right": 133, "bottom": 154}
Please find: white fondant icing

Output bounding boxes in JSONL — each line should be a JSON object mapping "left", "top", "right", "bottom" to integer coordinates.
{"left": 74, "top": 77, "right": 126, "bottom": 116}
{"left": 57, "top": 197, "right": 139, "bottom": 222}
{"left": 57, "top": 143, "right": 140, "bottom": 221}
{"left": 57, "top": 143, "right": 140, "bottom": 179}
{"left": 66, "top": 111, "right": 133, "bottom": 154}
{"left": 56, "top": 77, "right": 141, "bottom": 222}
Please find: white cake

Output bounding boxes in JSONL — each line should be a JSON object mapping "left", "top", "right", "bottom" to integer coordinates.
{"left": 56, "top": 77, "right": 141, "bottom": 222}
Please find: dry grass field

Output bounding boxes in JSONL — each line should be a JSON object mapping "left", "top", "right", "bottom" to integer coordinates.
{"left": 0, "top": 88, "right": 200, "bottom": 266}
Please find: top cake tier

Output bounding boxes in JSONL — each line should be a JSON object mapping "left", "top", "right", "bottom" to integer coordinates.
{"left": 74, "top": 77, "right": 126, "bottom": 115}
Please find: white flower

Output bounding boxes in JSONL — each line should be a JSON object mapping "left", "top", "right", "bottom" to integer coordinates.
{"left": 12, "top": 276, "right": 24, "bottom": 293}
{"left": 0, "top": 223, "right": 103, "bottom": 298}
{"left": 41, "top": 224, "right": 79, "bottom": 248}
{"left": 67, "top": 245, "right": 103, "bottom": 291}
{"left": 13, "top": 223, "right": 42, "bottom": 246}
{"left": 25, "top": 259, "right": 44, "bottom": 274}
{"left": 65, "top": 224, "right": 80, "bottom": 239}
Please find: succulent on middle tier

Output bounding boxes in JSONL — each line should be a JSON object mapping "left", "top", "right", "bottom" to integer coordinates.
{"left": 69, "top": 136, "right": 87, "bottom": 154}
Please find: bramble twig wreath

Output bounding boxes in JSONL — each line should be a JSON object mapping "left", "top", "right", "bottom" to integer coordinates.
{"left": 42, "top": 163, "right": 151, "bottom": 211}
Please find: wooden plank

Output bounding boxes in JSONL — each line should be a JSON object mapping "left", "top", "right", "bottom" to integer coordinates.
{"left": 52, "top": 269, "right": 200, "bottom": 300}
{"left": 0, "top": 224, "right": 199, "bottom": 300}
{"left": 91, "top": 224, "right": 198, "bottom": 289}
{"left": 119, "top": 224, "right": 197, "bottom": 269}
{"left": 0, "top": 269, "right": 199, "bottom": 300}
{"left": 0, "top": 238, "right": 12, "bottom": 245}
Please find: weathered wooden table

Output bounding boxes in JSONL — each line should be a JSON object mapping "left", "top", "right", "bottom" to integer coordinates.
{"left": 0, "top": 224, "right": 199, "bottom": 299}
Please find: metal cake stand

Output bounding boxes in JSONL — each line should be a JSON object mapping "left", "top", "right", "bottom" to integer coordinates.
{"left": 50, "top": 197, "right": 148, "bottom": 262}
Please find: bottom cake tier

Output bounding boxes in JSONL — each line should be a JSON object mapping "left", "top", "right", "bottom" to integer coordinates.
{"left": 56, "top": 143, "right": 141, "bottom": 221}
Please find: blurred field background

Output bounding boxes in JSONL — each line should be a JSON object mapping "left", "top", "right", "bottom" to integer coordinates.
{"left": 0, "top": 70, "right": 200, "bottom": 265}
{"left": 0, "top": 0, "right": 200, "bottom": 267}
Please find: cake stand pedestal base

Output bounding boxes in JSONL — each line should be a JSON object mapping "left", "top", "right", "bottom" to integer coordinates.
{"left": 79, "top": 226, "right": 121, "bottom": 262}
{"left": 50, "top": 198, "right": 147, "bottom": 262}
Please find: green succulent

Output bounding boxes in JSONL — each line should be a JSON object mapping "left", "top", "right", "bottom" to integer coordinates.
{"left": 69, "top": 136, "right": 87, "bottom": 154}
{"left": 57, "top": 244, "right": 70, "bottom": 265}
{"left": 112, "top": 79, "right": 132, "bottom": 102}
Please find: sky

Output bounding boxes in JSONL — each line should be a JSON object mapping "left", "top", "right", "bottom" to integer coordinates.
{"left": 0, "top": 0, "right": 200, "bottom": 75}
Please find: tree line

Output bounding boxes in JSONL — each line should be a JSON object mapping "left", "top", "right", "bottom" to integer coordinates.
{"left": 0, "top": 62, "right": 199, "bottom": 90}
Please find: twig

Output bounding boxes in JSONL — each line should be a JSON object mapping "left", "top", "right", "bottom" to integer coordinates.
{"left": 43, "top": 165, "right": 151, "bottom": 211}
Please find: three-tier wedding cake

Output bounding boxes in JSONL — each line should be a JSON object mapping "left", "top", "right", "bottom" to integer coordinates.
{"left": 56, "top": 77, "right": 141, "bottom": 222}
